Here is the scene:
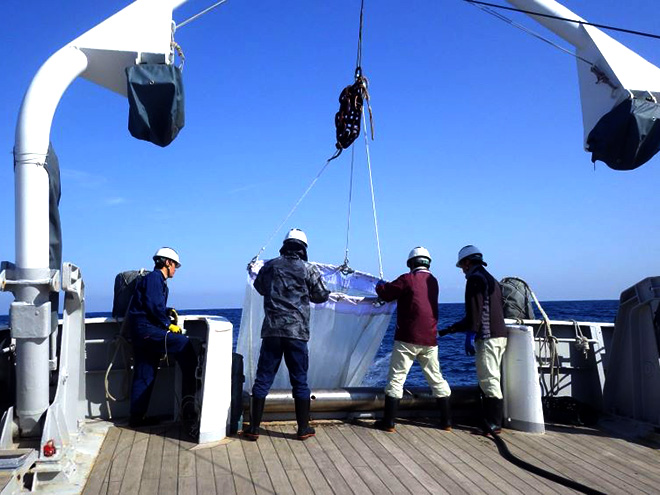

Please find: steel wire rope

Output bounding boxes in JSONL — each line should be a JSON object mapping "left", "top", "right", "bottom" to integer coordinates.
{"left": 176, "top": 0, "right": 230, "bottom": 29}
{"left": 251, "top": 153, "right": 338, "bottom": 262}
{"left": 463, "top": 0, "right": 660, "bottom": 41}
{"left": 464, "top": 0, "right": 594, "bottom": 67}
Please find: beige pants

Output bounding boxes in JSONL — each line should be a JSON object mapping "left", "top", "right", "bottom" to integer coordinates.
{"left": 385, "top": 340, "right": 451, "bottom": 399}
{"left": 475, "top": 337, "right": 508, "bottom": 399}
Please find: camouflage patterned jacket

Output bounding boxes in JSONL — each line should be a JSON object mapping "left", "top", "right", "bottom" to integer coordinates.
{"left": 254, "top": 253, "right": 330, "bottom": 341}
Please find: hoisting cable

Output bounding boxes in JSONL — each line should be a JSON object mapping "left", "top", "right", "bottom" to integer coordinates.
{"left": 250, "top": 153, "right": 338, "bottom": 262}
{"left": 362, "top": 106, "right": 384, "bottom": 280}
{"left": 341, "top": 145, "right": 356, "bottom": 272}
{"left": 463, "top": 0, "right": 660, "bottom": 41}
{"left": 464, "top": 0, "right": 594, "bottom": 67}
{"left": 333, "top": 0, "right": 374, "bottom": 161}
{"left": 485, "top": 429, "right": 607, "bottom": 495}
{"left": 176, "top": 0, "right": 230, "bottom": 29}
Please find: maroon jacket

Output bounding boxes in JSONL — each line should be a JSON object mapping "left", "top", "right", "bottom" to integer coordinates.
{"left": 376, "top": 268, "right": 439, "bottom": 347}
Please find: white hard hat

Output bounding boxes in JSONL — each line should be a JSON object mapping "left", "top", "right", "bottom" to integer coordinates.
{"left": 407, "top": 246, "right": 431, "bottom": 262}
{"left": 456, "top": 245, "right": 483, "bottom": 267}
{"left": 153, "top": 247, "right": 181, "bottom": 268}
{"left": 284, "top": 228, "right": 308, "bottom": 247}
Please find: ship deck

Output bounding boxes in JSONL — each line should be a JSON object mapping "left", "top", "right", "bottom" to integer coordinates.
{"left": 81, "top": 418, "right": 660, "bottom": 495}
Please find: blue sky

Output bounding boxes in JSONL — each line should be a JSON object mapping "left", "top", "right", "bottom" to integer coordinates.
{"left": 1, "top": 0, "right": 659, "bottom": 313}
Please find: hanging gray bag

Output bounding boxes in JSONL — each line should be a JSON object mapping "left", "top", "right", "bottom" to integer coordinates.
{"left": 126, "top": 63, "right": 185, "bottom": 147}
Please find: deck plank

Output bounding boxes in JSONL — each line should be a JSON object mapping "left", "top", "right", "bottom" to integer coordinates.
{"left": 119, "top": 429, "right": 149, "bottom": 494}
{"left": 137, "top": 477, "right": 159, "bottom": 495}
{"left": 256, "top": 427, "right": 295, "bottom": 495}
{"left": 84, "top": 419, "right": 660, "bottom": 495}
{"left": 505, "top": 429, "right": 622, "bottom": 494}
{"left": 368, "top": 426, "right": 450, "bottom": 494}
{"left": 158, "top": 426, "right": 181, "bottom": 495}
{"left": 314, "top": 426, "right": 374, "bottom": 494}
{"left": 108, "top": 428, "right": 135, "bottom": 484}
{"left": 337, "top": 424, "right": 411, "bottom": 495}
{"left": 395, "top": 423, "right": 485, "bottom": 495}
{"left": 229, "top": 436, "right": 257, "bottom": 495}
{"left": 520, "top": 428, "right": 654, "bottom": 494}
{"left": 566, "top": 426, "right": 660, "bottom": 479}
{"left": 196, "top": 447, "right": 218, "bottom": 495}
{"left": 271, "top": 424, "right": 350, "bottom": 495}
{"left": 211, "top": 444, "right": 237, "bottom": 495}
{"left": 540, "top": 427, "right": 660, "bottom": 492}
{"left": 82, "top": 425, "right": 121, "bottom": 495}
{"left": 409, "top": 424, "right": 566, "bottom": 495}
{"left": 141, "top": 426, "right": 165, "bottom": 481}
{"left": 273, "top": 425, "right": 332, "bottom": 495}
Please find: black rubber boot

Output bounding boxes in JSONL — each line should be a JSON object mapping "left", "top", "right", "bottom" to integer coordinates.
{"left": 374, "top": 395, "right": 399, "bottom": 433}
{"left": 295, "top": 398, "right": 315, "bottom": 440}
{"left": 437, "top": 397, "right": 452, "bottom": 431}
{"left": 242, "top": 396, "right": 266, "bottom": 441}
{"left": 482, "top": 397, "right": 503, "bottom": 435}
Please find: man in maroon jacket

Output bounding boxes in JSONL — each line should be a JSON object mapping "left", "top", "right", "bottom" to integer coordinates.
{"left": 374, "top": 247, "right": 452, "bottom": 432}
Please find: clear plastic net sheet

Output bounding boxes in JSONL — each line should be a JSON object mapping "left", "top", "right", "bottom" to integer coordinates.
{"left": 236, "top": 261, "right": 395, "bottom": 391}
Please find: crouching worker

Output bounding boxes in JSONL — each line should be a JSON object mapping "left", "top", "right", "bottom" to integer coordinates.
{"left": 374, "top": 247, "right": 452, "bottom": 433}
{"left": 128, "top": 247, "right": 198, "bottom": 428}
{"left": 242, "top": 229, "right": 330, "bottom": 441}
{"left": 441, "top": 245, "right": 507, "bottom": 435}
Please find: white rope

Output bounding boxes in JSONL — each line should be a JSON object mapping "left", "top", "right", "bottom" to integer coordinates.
{"left": 362, "top": 107, "right": 384, "bottom": 279}
{"left": 252, "top": 153, "right": 337, "bottom": 261}
{"left": 343, "top": 146, "right": 356, "bottom": 267}
{"left": 177, "top": 0, "right": 230, "bottom": 29}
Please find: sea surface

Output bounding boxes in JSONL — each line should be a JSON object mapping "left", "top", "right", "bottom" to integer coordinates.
{"left": 0, "top": 300, "right": 618, "bottom": 388}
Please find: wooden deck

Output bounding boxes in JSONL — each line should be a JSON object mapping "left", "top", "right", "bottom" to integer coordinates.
{"left": 81, "top": 419, "right": 660, "bottom": 495}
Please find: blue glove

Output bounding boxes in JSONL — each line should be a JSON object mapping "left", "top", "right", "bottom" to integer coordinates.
{"left": 464, "top": 332, "right": 476, "bottom": 356}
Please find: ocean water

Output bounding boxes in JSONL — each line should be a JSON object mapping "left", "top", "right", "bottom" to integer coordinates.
{"left": 1, "top": 300, "right": 616, "bottom": 388}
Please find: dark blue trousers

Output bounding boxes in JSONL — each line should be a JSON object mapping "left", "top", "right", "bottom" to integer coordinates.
{"left": 130, "top": 324, "right": 197, "bottom": 420}
{"left": 252, "top": 337, "right": 310, "bottom": 400}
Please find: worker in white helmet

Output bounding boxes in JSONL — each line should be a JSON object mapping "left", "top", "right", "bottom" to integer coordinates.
{"left": 127, "top": 247, "right": 198, "bottom": 430}
{"left": 440, "top": 245, "right": 507, "bottom": 434}
{"left": 373, "top": 247, "right": 452, "bottom": 433}
{"left": 242, "top": 229, "right": 330, "bottom": 442}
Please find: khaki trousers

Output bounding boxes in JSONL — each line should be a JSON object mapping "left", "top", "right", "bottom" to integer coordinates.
{"left": 475, "top": 337, "right": 508, "bottom": 399}
{"left": 385, "top": 340, "right": 451, "bottom": 399}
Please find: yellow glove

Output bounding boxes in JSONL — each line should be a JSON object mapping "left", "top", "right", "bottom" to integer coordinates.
{"left": 168, "top": 324, "right": 182, "bottom": 334}
{"left": 167, "top": 307, "right": 179, "bottom": 325}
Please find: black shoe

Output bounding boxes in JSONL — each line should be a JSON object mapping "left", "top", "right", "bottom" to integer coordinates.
{"left": 437, "top": 397, "right": 452, "bottom": 431}
{"left": 294, "top": 398, "right": 316, "bottom": 440}
{"left": 241, "top": 396, "right": 266, "bottom": 441}
{"left": 374, "top": 395, "right": 399, "bottom": 433}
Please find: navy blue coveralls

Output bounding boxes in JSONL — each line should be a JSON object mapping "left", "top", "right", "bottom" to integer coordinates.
{"left": 128, "top": 270, "right": 196, "bottom": 420}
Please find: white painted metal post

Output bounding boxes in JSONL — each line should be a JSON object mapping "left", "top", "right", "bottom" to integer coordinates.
{"left": 12, "top": 46, "right": 88, "bottom": 436}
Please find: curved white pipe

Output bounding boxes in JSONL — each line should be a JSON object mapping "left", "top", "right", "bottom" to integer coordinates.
{"left": 14, "top": 47, "right": 88, "bottom": 271}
